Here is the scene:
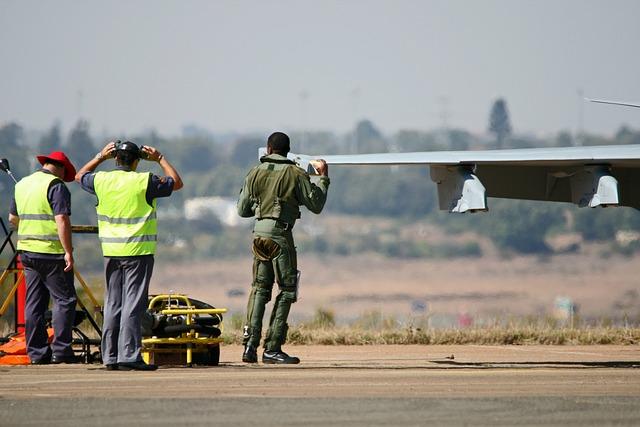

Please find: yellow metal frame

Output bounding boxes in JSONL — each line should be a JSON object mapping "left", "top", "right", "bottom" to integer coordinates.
{"left": 142, "top": 293, "right": 227, "bottom": 366}
{"left": 0, "top": 268, "right": 23, "bottom": 316}
{"left": 74, "top": 270, "right": 102, "bottom": 314}
{"left": 1, "top": 226, "right": 103, "bottom": 336}
{"left": 0, "top": 266, "right": 102, "bottom": 321}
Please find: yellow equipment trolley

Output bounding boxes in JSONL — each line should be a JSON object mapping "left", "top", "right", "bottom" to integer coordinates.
{"left": 142, "top": 294, "right": 227, "bottom": 367}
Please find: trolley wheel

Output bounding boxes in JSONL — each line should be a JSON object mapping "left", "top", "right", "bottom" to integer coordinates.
{"left": 209, "top": 345, "right": 220, "bottom": 366}
{"left": 90, "top": 351, "right": 102, "bottom": 364}
{"left": 192, "top": 345, "right": 220, "bottom": 366}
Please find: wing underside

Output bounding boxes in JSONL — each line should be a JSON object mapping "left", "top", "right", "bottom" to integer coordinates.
{"left": 477, "top": 164, "right": 640, "bottom": 209}
{"left": 284, "top": 144, "right": 640, "bottom": 212}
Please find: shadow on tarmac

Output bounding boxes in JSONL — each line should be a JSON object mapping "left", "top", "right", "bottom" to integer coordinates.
{"left": 431, "top": 360, "right": 640, "bottom": 368}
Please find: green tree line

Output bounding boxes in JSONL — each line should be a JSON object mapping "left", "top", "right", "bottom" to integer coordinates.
{"left": 2, "top": 119, "right": 640, "bottom": 259}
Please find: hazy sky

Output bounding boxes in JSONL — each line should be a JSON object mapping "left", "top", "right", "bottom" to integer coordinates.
{"left": 1, "top": 0, "right": 639, "bottom": 137}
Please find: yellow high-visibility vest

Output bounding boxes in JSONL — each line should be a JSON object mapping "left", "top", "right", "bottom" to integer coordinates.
{"left": 15, "top": 171, "right": 65, "bottom": 254}
{"left": 94, "top": 170, "right": 157, "bottom": 256}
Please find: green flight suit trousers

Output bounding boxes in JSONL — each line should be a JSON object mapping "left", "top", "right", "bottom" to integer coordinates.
{"left": 244, "top": 227, "right": 298, "bottom": 351}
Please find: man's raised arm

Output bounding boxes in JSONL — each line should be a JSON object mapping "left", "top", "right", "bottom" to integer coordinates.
{"left": 141, "top": 146, "right": 183, "bottom": 191}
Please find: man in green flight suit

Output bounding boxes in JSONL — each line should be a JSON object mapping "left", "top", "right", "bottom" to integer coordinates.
{"left": 237, "top": 132, "right": 329, "bottom": 364}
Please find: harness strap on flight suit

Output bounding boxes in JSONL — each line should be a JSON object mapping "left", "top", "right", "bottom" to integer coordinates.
{"left": 249, "top": 167, "right": 261, "bottom": 208}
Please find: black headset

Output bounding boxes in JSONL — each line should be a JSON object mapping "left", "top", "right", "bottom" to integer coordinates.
{"left": 114, "top": 140, "right": 149, "bottom": 160}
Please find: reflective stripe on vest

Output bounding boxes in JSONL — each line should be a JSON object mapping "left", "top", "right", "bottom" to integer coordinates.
{"left": 94, "top": 170, "right": 157, "bottom": 256}
{"left": 14, "top": 171, "right": 64, "bottom": 254}
{"left": 96, "top": 212, "right": 157, "bottom": 224}
{"left": 99, "top": 235, "right": 157, "bottom": 244}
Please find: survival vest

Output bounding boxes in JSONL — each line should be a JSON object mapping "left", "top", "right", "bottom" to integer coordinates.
{"left": 94, "top": 170, "right": 157, "bottom": 256}
{"left": 247, "top": 155, "right": 302, "bottom": 225}
{"left": 15, "top": 171, "right": 65, "bottom": 254}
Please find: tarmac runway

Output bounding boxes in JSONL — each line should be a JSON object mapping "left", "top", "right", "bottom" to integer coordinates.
{"left": 1, "top": 345, "right": 639, "bottom": 426}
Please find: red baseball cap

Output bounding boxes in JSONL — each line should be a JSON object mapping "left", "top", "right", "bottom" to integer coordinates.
{"left": 36, "top": 151, "right": 77, "bottom": 182}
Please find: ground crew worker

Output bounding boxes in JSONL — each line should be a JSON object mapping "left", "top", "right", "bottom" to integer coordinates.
{"left": 237, "top": 132, "right": 329, "bottom": 364}
{"left": 76, "top": 141, "right": 183, "bottom": 371}
{"left": 8, "top": 151, "right": 79, "bottom": 364}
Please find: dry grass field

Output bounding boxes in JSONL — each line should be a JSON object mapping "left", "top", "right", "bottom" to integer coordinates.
{"left": 2, "top": 217, "right": 639, "bottom": 337}
{"left": 150, "top": 247, "right": 640, "bottom": 326}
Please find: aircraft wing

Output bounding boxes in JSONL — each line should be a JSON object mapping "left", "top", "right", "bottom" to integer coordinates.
{"left": 586, "top": 98, "right": 640, "bottom": 109}
{"left": 282, "top": 145, "right": 640, "bottom": 213}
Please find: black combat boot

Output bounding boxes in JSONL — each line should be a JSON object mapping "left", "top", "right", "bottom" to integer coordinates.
{"left": 242, "top": 344, "right": 258, "bottom": 363}
{"left": 118, "top": 361, "right": 158, "bottom": 371}
{"left": 262, "top": 348, "right": 300, "bottom": 364}
{"left": 51, "top": 354, "right": 83, "bottom": 364}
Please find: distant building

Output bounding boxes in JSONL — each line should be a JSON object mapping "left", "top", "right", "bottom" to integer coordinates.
{"left": 184, "top": 197, "right": 251, "bottom": 227}
{"left": 615, "top": 230, "right": 640, "bottom": 246}
{"left": 553, "top": 296, "right": 576, "bottom": 325}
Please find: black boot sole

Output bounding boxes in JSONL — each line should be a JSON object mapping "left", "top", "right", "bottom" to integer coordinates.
{"left": 117, "top": 363, "right": 158, "bottom": 371}
{"left": 262, "top": 358, "right": 300, "bottom": 365}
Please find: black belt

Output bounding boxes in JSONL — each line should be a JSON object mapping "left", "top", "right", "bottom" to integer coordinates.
{"left": 279, "top": 221, "right": 293, "bottom": 231}
{"left": 258, "top": 218, "right": 293, "bottom": 230}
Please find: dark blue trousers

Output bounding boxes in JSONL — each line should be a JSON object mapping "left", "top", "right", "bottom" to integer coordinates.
{"left": 22, "top": 255, "right": 76, "bottom": 361}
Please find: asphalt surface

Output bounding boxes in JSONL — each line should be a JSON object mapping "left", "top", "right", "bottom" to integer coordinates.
{"left": 1, "top": 345, "right": 639, "bottom": 426}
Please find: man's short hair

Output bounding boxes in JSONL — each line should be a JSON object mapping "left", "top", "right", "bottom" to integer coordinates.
{"left": 267, "top": 132, "right": 290, "bottom": 154}
{"left": 45, "top": 159, "right": 64, "bottom": 169}
{"left": 116, "top": 151, "right": 137, "bottom": 166}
